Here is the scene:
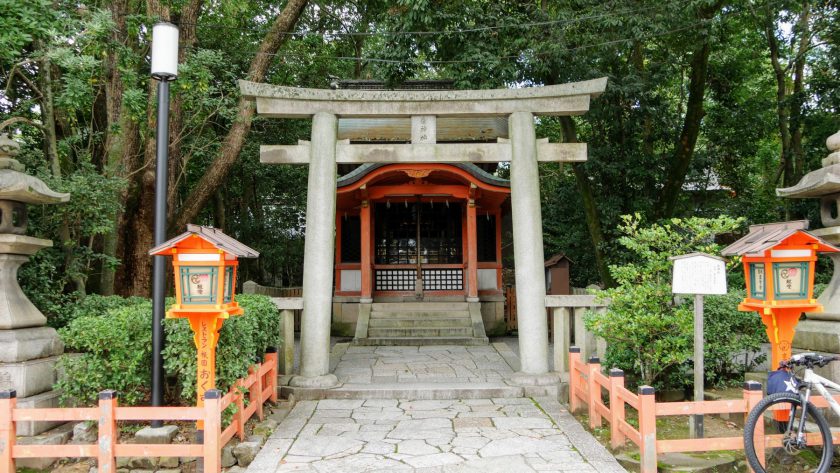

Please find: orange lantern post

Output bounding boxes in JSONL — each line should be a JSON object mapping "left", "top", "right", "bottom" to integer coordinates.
{"left": 723, "top": 221, "right": 838, "bottom": 371}
{"left": 149, "top": 225, "right": 258, "bottom": 428}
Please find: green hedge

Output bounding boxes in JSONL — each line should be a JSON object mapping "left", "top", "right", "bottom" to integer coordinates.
{"left": 55, "top": 294, "right": 280, "bottom": 406}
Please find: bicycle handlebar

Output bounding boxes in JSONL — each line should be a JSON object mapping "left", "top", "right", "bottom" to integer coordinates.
{"left": 780, "top": 353, "right": 840, "bottom": 369}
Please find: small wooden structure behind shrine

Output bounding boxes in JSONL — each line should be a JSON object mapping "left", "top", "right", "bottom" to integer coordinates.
{"left": 149, "top": 224, "right": 258, "bottom": 426}
{"left": 722, "top": 220, "right": 839, "bottom": 370}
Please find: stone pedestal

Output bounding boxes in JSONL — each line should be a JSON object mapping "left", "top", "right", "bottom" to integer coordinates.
{"left": 0, "top": 135, "right": 71, "bottom": 437}
{"left": 0, "top": 233, "right": 66, "bottom": 436}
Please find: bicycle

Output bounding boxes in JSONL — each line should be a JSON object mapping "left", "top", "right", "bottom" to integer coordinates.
{"left": 743, "top": 353, "right": 840, "bottom": 473}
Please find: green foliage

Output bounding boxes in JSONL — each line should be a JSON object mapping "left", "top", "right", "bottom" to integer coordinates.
{"left": 56, "top": 300, "right": 153, "bottom": 406}
{"left": 18, "top": 250, "right": 74, "bottom": 323}
{"left": 0, "top": 0, "right": 55, "bottom": 61}
{"left": 703, "top": 290, "right": 767, "bottom": 386}
{"left": 163, "top": 294, "right": 281, "bottom": 404}
{"left": 55, "top": 294, "right": 280, "bottom": 406}
{"left": 585, "top": 214, "right": 744, "bottom": 390}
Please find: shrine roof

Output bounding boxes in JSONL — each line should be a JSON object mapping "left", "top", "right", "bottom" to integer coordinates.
{"left": 149, "top": 224, "right": 259, "bottom": 257}
{"left": 337, "top": 163, "right": 509, "bottom": 189}
{"left": 721, "top": 220, "right": 839, "bottom": 256}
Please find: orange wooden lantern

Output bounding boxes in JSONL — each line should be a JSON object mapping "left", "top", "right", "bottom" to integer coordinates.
{"left": 149, "top": 225, "right": 258, "bottom": 426}
{"left": 723, "top": 221, "right": 839, "bottom": 371}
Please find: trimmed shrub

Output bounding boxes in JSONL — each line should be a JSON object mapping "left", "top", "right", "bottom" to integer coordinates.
{"left": 163, "top": 294, "right": 281, "bottom": 403}
{"left": 55, "top": 300, "right": 153, "bottom": 406}
{"left": 55, "top": 294, "right": 280, "bottom": 406}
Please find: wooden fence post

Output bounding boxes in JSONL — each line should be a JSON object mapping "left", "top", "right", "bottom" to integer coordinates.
{"left": 203, "top": 389, "right": 222, "bottom": 473}
{"left": 250, "top": 365, "right": 264, "bottom": 421}
{"left": 609, "top": 369, "right": 626, "bottom": 450}
{"left": 97, "top": 390, "right": 118, "bottom": 473}
{"left": 588, "top": 356, "right": 602, "bottom": 429}
{"left": 743, "top": 381, "right": 764, "bottom": 472}
{"left": 569, "top": 347, "right": 581, "bottom": 413}
{"left": 265, "top": 348, "right": 279, "bottom": 403}
{"left": 638, "top": 386, "right": 657, "bottom": 473}
{"left": 0, "top": 390, "right": 16, "bottom": 473}
{"left": 234, "top": 380, "right": 246, "bottom": 441}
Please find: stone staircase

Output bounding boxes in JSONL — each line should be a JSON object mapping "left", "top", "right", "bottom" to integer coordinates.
{"left": 353, "top": 302, "right": 489, "bottom": 346}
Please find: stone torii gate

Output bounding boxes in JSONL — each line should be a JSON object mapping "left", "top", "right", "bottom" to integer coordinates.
{"left": 240, "top": 78, "right": 607, "bottom": 388}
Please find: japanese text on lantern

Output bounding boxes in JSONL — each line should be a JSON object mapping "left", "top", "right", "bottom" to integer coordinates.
{"left": 199, "top": 320, "right": 210, "bottom": 391}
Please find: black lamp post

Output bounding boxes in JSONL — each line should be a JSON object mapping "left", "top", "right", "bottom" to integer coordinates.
{"left": 150, "top": 21, "right": 179, "bottom": 419}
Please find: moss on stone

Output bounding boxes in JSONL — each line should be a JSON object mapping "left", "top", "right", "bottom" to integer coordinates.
{"left": 331, "top": 321, "right": 354, "bottom": 337}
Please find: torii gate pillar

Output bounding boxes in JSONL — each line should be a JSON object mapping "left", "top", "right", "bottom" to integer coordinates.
{"left": 509, "top": 112, "right": 549, "bottom": 376}
{"left": 292, "top": 112, "right": 340, "bottom": 387}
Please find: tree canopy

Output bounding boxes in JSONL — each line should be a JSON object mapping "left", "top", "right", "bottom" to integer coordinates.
{"left": 1, "top": 0, "right": 838, "bottom": 303}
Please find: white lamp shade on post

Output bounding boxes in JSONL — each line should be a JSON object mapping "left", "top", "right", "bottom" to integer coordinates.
{"left": 151, "top": 22, "right": 179, "bottom": 80}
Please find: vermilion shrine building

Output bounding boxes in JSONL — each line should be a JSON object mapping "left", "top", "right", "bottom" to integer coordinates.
{"left": 241, "top": 78, "right": 607, "bottom": 388}
{"left": 334, "top": 162, "right": 509, "bottom": 308}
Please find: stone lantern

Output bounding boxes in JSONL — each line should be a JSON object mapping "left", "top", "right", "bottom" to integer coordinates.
{"left": 777, "top": 130, "right": 840, "bottom": 359}
{"left": 0, "top": 133, "right": 70, "bottom": 435}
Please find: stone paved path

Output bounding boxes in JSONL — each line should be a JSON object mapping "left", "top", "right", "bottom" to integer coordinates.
{"left": 247, "top": 397, "right": 626, "bottom": 473}
{"left": 333, "top": 345, "right": 516, "bottom": 384}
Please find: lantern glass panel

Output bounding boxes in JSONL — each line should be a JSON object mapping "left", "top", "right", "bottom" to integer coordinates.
{"left": 180, "top": 266, "right": 218, "bottom": 304}
{"left": 749, "top": 263, "right": 766, "bottom": 299}
{"left": 224, "top": 266, "right": 234, "bottom": 303}
{"left": 772, "top": 262, "right": 809, "bottom": 300}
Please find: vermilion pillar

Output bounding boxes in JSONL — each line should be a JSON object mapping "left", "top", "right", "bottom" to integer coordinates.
{"left": 360, "top": 201, "right": 372, "bottom": 302}
{"left": 466, "top": 200, "right": 478, "bottom": 300}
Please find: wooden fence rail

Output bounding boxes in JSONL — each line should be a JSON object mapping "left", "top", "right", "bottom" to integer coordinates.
{"left": 568, "top": 347, "right": 840, "bottom": 473}
{"left": 0, "top": 351, "right": 277, "bottom": 473}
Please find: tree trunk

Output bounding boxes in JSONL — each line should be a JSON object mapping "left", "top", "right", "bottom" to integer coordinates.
{"left": 174, "top": 0, "right": 309, "bottom": 230}
{"left": 559, "top": 117, "right": 615, "bottom": 288}
{"left": 117, "top": 0, "right": 170, "bottom": 296}
{"left": 99, "top": 0, "right": 139, "bottom": 296}
{"left": 790, "top": 2, "right": 810, "bottom": 182}
{"left": 167, "top": 0, "right": 204, "bottom": 221}
{"left": 654, "top": 4, "right": 720, "bottom": 219}
{"left": 38, "top": 41, "right": 89, "bottom": 294}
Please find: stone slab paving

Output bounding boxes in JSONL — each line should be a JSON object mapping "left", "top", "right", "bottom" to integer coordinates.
{"left": 246, "top": 397, "right": 626, "bottom": 473}
{"left": 333, "top": 345, "right": 516, "bottom": 385}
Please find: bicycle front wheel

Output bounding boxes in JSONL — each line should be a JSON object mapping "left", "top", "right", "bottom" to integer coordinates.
{"left": 744, "top": 392, "right": 834, "bottom": 473}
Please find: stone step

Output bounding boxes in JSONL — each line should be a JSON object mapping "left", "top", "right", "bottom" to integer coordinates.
{"left": 371, "top": 302, "right": 469, "bottom": 312}
{"left": 368, "top": 318, "right": 472, "bottom": 328}
{"left": 354, "top": 336, "right": 489, "bottom": 346}
{"left": 369, "top": 310, "right": 471, "bottom": 319}
{"left": 367, "top": 327, "right": 474, "bottom": 338}
{"left": 281, "top": 381, "right": 524, "bottom": 400}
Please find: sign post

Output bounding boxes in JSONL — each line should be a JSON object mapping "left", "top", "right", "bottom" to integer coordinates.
{"left": 671, "top": 252, "right": 727, "bottom": 439}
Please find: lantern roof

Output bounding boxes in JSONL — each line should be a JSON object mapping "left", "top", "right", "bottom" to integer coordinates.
{"left": 149, "top": 224, "right": 259, "bottom": 257}
{"left": 721, "top": 220, "right": 840, "bottom": 257}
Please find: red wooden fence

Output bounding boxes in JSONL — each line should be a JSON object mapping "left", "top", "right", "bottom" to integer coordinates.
{"left": 0, "top": 351, "right": 277, "bottom": 473}
{"left": 568, "top": 347, "right": 840, "bottom": 473}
